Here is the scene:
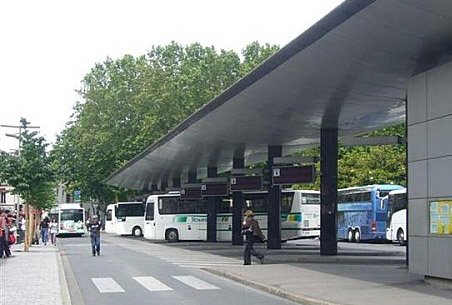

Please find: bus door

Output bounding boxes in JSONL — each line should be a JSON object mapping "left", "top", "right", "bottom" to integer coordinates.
{"left": 144, "top": 200, "right": 156, "bottom": 239}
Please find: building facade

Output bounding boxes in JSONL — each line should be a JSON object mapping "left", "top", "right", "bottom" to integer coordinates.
{"left": 408, "top": 60, "right": 452, "bottom": 281}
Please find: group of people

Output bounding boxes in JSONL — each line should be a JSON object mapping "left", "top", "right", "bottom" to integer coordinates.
{"left": 38, "top": 217, "right": 58, "bottom": 246}
{"left": 0, "top": 209, "right": 15, "bottom": 259}
{"left": 5, "top": 207, "right": 262, "bottom": 264}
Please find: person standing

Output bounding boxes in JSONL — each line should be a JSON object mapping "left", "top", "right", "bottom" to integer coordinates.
{"left": 242, "top": 210, "right": 266, "bottom": 265}
{"left": 87, "top": 215, "right": 101, "bottom": 256}
{"left": 49, "top": 218, "right": 58, "bottom": 246}
{"left": 0, "top": 209, "right": 9, "bottom": 258}
{"left": 39, "top": 217, "right": 50, "bottom": 245}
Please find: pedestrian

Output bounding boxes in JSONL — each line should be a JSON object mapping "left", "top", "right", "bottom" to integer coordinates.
{"left": 0, "top": 209, "right": 11, "bottom": 258}
{"left": 39, "top": 216, "right": 50, "bottom": 245}
{"left": 242, "top": 210, "right": 266, "bottom": 265}
{"left": 87, "top": 215, "right": 101, "bottom": 256}
{"left": 49, "top": 218, "right": 58, "bottom": 246}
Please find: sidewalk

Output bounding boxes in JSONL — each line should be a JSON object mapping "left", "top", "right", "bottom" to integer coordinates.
{"left": 0, "top": 243, "right": 69, "bottom": 305}
{"left": 205, "top": 259, "right": 452, "bottom": 305}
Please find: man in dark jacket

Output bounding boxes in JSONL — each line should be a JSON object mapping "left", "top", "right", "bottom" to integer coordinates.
{"left": 242, "top": 210, "right": 265, "bottom": 265}
{"left": 87, "top": 215, "right": 101, "bottom": 256}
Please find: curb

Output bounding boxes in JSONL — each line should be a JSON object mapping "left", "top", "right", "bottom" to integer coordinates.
{"left": 58, "top": 246, "right": 86, "bottom": 305}
{"left": 56, "top": 246, "right": 72, "bottom": 305}
{"left": 203, "top": 267, "right": 341, "bottom": 305}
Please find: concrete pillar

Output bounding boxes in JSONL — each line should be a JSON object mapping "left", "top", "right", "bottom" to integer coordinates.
{"left": 207, "top": 167, "right": 218, "bottom": 242}
{"left": 267, "top": 145, "right": 282, "bottom": 249}
{"left": 232, "top": 157, "right": 245, "bottom": 246}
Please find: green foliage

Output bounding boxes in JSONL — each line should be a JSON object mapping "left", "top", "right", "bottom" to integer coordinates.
{"left": 52, "top": 41, "right": 280, "bottom": 206}
{"left": 0, "top": 118, "right": 55, "bottom": 210}
{"left": 293, "top": 123, "right": 406, "bottom": 190}
{"left": 338, "top": 124, "right": 406, "bottom": 188}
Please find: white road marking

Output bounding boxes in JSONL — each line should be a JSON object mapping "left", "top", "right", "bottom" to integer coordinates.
{"left": 133, "top": 276, "right": 173, "bottom": 291}
{"left": 91, "top": 278, "right": 124, "bottom": 293}
{"left": 173, "top": 275, "right": 220, "bottom": 290}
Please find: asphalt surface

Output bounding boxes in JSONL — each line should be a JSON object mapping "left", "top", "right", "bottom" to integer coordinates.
{"left": 59, "top": 234, "right": 301, "bottom": 305}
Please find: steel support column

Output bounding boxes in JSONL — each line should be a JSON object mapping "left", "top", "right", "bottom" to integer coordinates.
{"left": 267, "top": 145, "right": 282, "bottom": 249}
{"left": 172, "top": 177, "right": 181, "bottom": 189}
{"left": 232, "top": 157, "right": 245, "bottom": 246}
{"left": 160, "top": 181, "right": 167, "bottom": 192}
{"left": 320, "top": 128, "right": 338, "bottom": 255}
{"left": 207, "top": 167, "right": 218, "bottom": 242}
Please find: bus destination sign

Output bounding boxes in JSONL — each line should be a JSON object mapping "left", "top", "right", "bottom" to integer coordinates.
{"left": 230, "top": 176, "right": 262, "bottom": 191}
{"left": 272, "top": 165, "right": 315, "bottom": 185}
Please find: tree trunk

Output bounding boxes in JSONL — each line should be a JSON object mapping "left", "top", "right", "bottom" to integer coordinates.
{"left": 24, "top": 204, "right": 36, "bottom": 252}
{"left": 24, "top": 204, "right": 30, "bottom": 251}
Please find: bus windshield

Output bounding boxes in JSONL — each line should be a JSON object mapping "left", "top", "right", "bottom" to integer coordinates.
{"left": 389, "top": 192, "right": 407, "bottom": 213}
{"left": 60, "top": 209, "right": 84, "bottom": 222}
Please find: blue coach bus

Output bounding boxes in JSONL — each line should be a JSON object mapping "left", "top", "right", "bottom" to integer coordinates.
{"left": 337, "top": 184, "right": 403, "bottom": 242}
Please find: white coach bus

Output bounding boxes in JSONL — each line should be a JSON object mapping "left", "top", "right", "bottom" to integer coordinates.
{"left": 115, "top": 201, "right": 145, "bottom": 237}
{"left": 56, "top": 203, "right": 86, "bottom": 236}
{"left": 386, "top": 188, "right": 407, "bottom": 245}
{"left": 143, "top": 189, "right": 320, "bottom": 242}
{"left": 104, "top": 203, "right": 117, "bottom": 233}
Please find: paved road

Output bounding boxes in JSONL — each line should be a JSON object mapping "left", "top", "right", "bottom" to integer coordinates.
{"left": 59, "top": 235, "right": 301, "bottom": 305}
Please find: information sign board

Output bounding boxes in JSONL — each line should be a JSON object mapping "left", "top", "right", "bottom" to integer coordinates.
{"left": 272, "top": 165, "right": 315, "bottom": 185}
{"left": 201, "top": 182, "right": 229, "bottom": 197}
{"left": 180, "top": 186, "right": 202, "bottom": 200}
{"left": 230, "top": 176, "right": 262, "bottom": 191}
{"left": 430, "top": 200, "right": 452, "bottom": 235}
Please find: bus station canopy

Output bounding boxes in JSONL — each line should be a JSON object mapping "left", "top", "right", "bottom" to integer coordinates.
{"left": 105, "top": 0, "right": 452, "bottom": 190}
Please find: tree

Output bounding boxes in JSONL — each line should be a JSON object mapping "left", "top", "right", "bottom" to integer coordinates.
{"left": 0, "top": 118, "right": 55, "bottom": 251}
{"left": 293, "top": 123, "right": 406, "bottom": 190}
{"left": 52, "top": 41, "right": 280, "bottom": 210}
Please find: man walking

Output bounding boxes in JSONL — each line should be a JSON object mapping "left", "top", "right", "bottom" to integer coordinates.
{"left": 87, "top": 215, "right": 101, "bottom": 256}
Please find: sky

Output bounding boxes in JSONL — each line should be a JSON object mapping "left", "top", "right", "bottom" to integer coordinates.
{"left": 0, "top": 0, "right": 343, "bottom": 153}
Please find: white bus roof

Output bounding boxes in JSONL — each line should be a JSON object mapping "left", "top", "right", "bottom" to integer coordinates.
{"left": 389, "top": 188, "right": 406, "bottom": 195}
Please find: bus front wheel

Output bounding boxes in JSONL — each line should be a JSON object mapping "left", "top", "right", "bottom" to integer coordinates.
{"left": 354, "top": 229, "right": 361, "bottom": 243}
{"left": 132, "top": 226, "right": 142, "bottom": 237}
{"left": 166, "top": 229, "right": 179, "bottom": 242}
{"left": 397, "top": 229, "right": 406, "bottom": 246}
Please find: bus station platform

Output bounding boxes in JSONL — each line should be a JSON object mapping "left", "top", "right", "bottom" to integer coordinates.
{"left": 198, "top": 242, "right": 452, "bottom": 305}
{"left": 157, "top": 239, "right": 452, "bottom": 305}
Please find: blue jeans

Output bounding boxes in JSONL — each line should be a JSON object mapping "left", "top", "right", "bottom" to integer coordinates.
{"left": 91, "top": 236, "right": 100, "bottom": 255}
{"left": 41, "top": 228, "right": 49, "bottom": 244}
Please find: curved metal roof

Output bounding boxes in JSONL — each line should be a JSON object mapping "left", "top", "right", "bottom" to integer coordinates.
{"left": 106, "top": 0, "right": 452, "bottom": 190}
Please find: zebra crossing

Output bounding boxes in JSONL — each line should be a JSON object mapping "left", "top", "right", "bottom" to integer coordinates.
{"left": 91, "top": 275, "right": 220, "bottom": 293}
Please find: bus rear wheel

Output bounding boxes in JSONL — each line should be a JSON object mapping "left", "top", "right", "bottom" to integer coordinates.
{"left": 166, "top": 229, "right": 179, "bottom": 242}
{"left": 347, "top": 229, "right": 355, "bottom": 242}
{"left": 354, "top": 229, "right": 361, "bottom": 243}
{"left": 132, "top": 226, "right": 142, "bottom": 237}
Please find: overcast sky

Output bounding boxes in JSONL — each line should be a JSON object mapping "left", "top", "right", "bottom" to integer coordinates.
{"left": 0, "top": 0, "right": 343, "bottom": 152}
